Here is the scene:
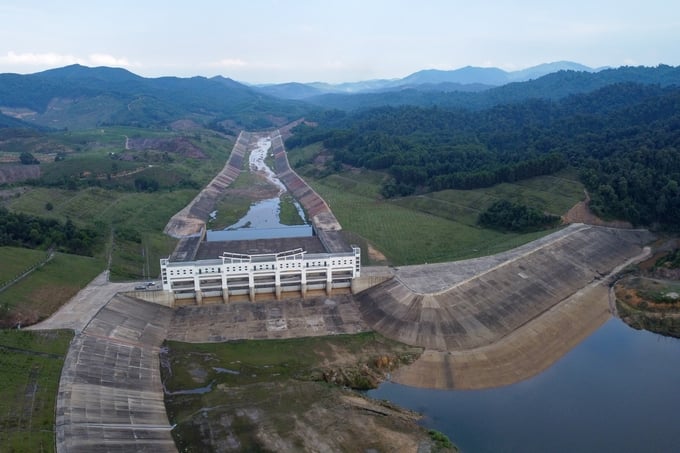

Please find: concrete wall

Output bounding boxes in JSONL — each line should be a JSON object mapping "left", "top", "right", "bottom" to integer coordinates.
{"left": 351, "top": 267, "right": 395, "bottom": 293}
{"left": 124, "top": 290, "right": 175, "bottom": 307}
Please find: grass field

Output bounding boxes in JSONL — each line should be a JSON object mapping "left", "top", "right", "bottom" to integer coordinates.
{"left": 289, "top": 144, "right": 584, "bottom": 265}
{"left": 2, "top": 126, "right": 234, "bottom": 280}
{"left": 0, "top": 251, "right": 103, "bottom": 327}
{"left": 0, "top": 329, "right": 72, "bottom": 453}
{"left": 0, "top": 247, "right": 50, "bottom": 284}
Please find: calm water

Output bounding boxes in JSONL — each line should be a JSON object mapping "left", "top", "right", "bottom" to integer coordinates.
{"left": 368, "top": 319, "right": 680, "bottom": 453}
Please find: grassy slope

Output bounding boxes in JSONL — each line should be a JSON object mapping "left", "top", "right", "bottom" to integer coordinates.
{"left": 0, "top": 251, "right": 102, "bottom": 327}
{"left": 0, "top": 329, "right": 73, "bottom": 453}
{"left": 3, "top": 126, "right": 234, "bottom": 280}
{"left": 0, "top": 247, "right": 50, "bottom": 283}
{"left": 290, "top": 144, "right": 584, "bottom": 265}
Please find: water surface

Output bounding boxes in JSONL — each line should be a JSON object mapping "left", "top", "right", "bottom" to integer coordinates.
{"left": 369, "top": 319, "right": 680, "bottom": 453}
{"left": 208, "top": 135, "right": 308, "bottom": 239}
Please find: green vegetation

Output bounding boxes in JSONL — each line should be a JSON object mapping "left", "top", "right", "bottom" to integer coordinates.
{"left": 278, "top": 193, "right": 306, "bottom": 225}
{"left": 288, "top": 146, "right": 580, "bottom": 264}
{"left": 654, "top": 249, "right": 680, "bottom": 270}
{"left": 1, "top": 125, "right": 236, "bottom": 280}
{"left": 616, "top": 276, "right": 680, "bottom": 339}
{"left": 0, "top": 64, "right": 312, "bottom": 130}
{"left": 617, "top": 298, "right": 680, "bottom": 338}
{"left": 429, "top": 430, "right": 458, "bottom": 451}
{"left": 0, "top": 329, "right": 72, "bottom": 453}
{"left": 163, "top": 332, "right": 415, "bottom": 390}
{"left": 0, "top": 206, "right": 100, "bottom": 255}
{"left": 478, "top": 199, "right": 561, "bottom": 232}
{"left": 162, "top": 332, "right": 433, "bottom": 452}
{"left": 0, "top": 247, "right": 49, "bottom": 283}
{"left": 0, "top": 251, "right": 103, "bottom": 327}
{"left": 289, "top": 83, "right": 680, "bottom": 228}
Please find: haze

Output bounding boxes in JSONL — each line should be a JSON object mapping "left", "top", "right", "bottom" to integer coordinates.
{"left": 1, "top": 0, "right": 678, "bottom": 83}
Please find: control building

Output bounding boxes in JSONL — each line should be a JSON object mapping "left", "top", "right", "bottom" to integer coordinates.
{"left": 160, "top": 226, "right": 361, "bottom": 303}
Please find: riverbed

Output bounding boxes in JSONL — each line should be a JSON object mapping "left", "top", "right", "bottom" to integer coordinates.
{"left": 207, "top": 135, "right": 309, "bottom": 241}
{"left": 369, "top": 318, "right": 680, "bottom": 452}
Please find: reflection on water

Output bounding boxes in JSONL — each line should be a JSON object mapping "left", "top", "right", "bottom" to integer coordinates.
{"left": 368, "top": 319, "right": 680, "bottom": 453}
{"left": 207, "top": 225, "right": 312, "bottom": 242}
{"left": 226, "top": 197, "right": 285, "bottom": 230}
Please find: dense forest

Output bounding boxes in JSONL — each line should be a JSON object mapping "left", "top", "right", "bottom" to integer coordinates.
{"left": 0, "top": 207, "right": 99, "bottom": 256}
{"left": 287, "top": 83, "right": 680, "bottom": 228}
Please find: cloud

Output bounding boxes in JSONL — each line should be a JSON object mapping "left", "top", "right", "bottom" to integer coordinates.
{"left": 1, "top": 51, "right": 80, "bottom": 66}
{"left": 0, "top": 51, "right": 137, "bottom": 69}
{"left": 210, "top": 58, "right": 248, "bottom": 68}
{"left": 88, "top": 53, "right": 135, "bottom": 67}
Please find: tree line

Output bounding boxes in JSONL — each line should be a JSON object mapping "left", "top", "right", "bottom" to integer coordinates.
{"left": 0, "top": 207, "right": 99, "bottom": 256}
{"left": 287, "top": 83, "right": 680, "bottom": 228}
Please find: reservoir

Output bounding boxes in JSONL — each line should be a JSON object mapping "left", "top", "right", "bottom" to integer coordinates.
{"left": 368, "top": 319, "right": 680, "bottom": 452}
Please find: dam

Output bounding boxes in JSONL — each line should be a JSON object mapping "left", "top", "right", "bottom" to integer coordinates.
{"left": 157, "top": 125, "right": 655, "bottom": 389}
{"left": 47, "top": 125, "right": 660, "bottom": 452}
{"left": 160, "top": 129, "right": 361, "bottom": 304}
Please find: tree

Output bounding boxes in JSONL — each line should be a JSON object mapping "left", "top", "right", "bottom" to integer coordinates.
{"left": 19, "top": 152, "right": 39, "bottom": 165}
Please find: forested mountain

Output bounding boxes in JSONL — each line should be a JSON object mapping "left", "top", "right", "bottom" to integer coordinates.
{"left": 0, "top": 65, "right": 313, "bottom": 130}
{"left": 287, "top": 82, "right": 680, "bottom": 228}
{"left": 3, "top": 63, "right": 679, "bottom": 228}
{"left": 305, "top": 65, "right": 680, "bottom": 111}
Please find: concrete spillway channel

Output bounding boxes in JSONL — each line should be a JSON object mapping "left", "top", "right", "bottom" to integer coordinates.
{"left": 357, "top": 224, "right": 654, "bottom": 389}
{"left": 55, "top": 295, "right": 176, "bottom": 452}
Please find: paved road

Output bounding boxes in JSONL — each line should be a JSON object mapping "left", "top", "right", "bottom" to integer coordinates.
{"left": 26, "top": 271, "right": 140, "bottom": 333}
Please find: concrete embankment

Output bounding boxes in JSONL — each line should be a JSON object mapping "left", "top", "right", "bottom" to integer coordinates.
{"left": 391, "top": 283, "right": 612, "bottom": 389}
{"left": 163, "top": 131, "right": 251, "bottom": 238}
{"left": 357, "top": 225, "right": 654, "bottom": 389}
{"left": 55, "top": 294, "right": 176, "bottom": 452}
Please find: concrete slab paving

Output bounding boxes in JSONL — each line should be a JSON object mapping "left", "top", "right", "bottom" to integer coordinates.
{"left": 357, "top": 225, "right": 654, "bottom": 352}
{"left": 56, "top": 295, "right": 176, "bottom": 452}
{"left": 167, "top": 293, "right": 370, "bottom": 343}
{"left": 387, "top": 230, "right": 653, "bottom": 389}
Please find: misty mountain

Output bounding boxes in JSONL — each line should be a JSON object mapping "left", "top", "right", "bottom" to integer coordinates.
{"left": 253, "top": 61, "right": 598, "bottom": 100}
{"left": 0, "top": 65, "right": 312, "bottom": 130}
{"left": 399, "top": 66, "right": 509, "bottom": 86}
{"left": 304, "top": 64, "right": 680, "bottom": 111}
{"left": 507, "top": 61, "right": 596, "bottom": 81}
{"left": 254, "top": 82, "right": 326, "bottom": 100}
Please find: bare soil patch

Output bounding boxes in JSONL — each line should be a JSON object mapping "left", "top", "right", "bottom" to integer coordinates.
{"left": 368, "top": 242, "right": 388, "bottom": 263}
{"left": 562, "top": 190, "right": 632, "bottom": 228}
{"left": 126, "top": 136, "right": 207, "bottom": 159}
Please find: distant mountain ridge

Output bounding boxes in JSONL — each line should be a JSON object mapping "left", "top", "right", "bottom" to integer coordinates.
{"left": 1, "top": 62, "right": 679, "bottom": 130}
{"left": 0, "top": 64, "right": 311, "bottom": 130}
{"left": 303, "top": 64, "right": 680, "bottom": 111}
{"left": 254, "top": 61, "right": 598, "bottom": 99}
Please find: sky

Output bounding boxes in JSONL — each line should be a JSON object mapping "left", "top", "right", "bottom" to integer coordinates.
{"left": 1, "top": 0, "right": 678, "bottom": 84}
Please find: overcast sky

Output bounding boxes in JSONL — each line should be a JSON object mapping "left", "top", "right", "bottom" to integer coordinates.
{"left": 1, "top": 0, "right": 678, "bottom": 84}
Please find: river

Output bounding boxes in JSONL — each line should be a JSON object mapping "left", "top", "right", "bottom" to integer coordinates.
{"left": 207, "top": 136, "right": 310, "bottom": 242}
{"left": 368, "top": 318, "right": 680, "bottom": 452}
